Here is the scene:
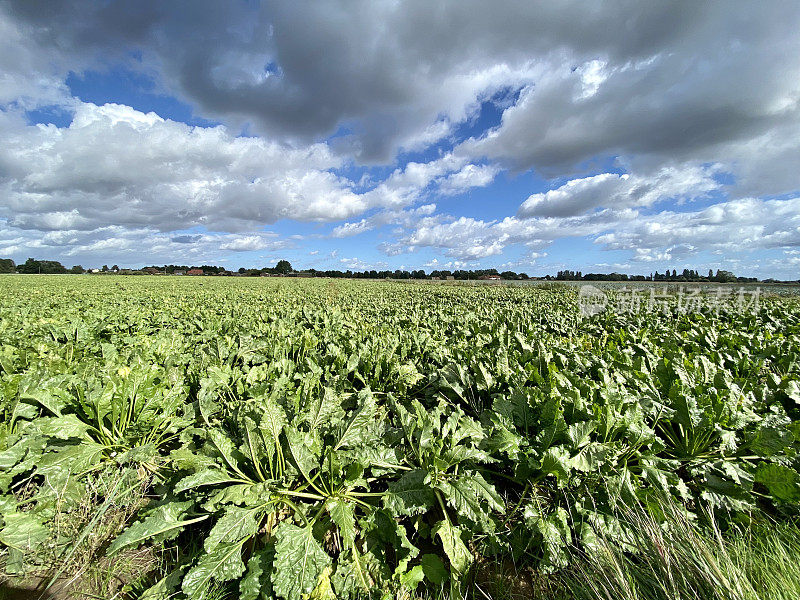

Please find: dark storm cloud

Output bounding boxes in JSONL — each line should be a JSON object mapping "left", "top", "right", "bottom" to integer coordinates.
{"left": 7, "top": 1, "right": 797, "bottom": 169}
{"left": 170, "top": 235, "right": 202, "bottom": 244}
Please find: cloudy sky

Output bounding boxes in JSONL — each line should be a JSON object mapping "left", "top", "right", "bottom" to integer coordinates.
{"left": 1, "top": 1, "right": 799, "bottom": 277}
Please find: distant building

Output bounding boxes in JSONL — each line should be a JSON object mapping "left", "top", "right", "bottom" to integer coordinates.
{"left": 186, "top": 268, "right": 204, "bottom": 276}
{"left": 479, "top": 274, "right": 501, "bottom": 281}
{"left": 445, "top": 275, "right": 455, "bottom": 280}
{"left": 173, "top": 270, "right": 185, "bottom": 276}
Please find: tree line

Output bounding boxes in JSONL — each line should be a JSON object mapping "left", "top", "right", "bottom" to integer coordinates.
{"left": 555, "top": 268, "right": 760, "bottom": 283}
{"left": 1, "top": 257, "right": 792, "bottom": 283}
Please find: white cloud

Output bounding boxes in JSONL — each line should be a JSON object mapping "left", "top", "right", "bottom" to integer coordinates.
{"left": 218, "top": 235, "right": 277, "bottom": 252}
{"left": 438, "top": 163, "right": 500, "bottom": 196}
{"left": 395, "top": 195, "right": 800, "bottom": 267}
{"left": 361, "top": 154, "right": 467, "bottom": 208}
{"left": 0, "top": 102, "right": 493, "bottom": 263}
{"left": 0, "top": 103, "right": 369, "bottom": 234}
{"left": 595, "top": 196, "right": 800, "bottom": 253}
{"left": 331, "top": 219, "right": 371, "bottom": 238}
{"left": 518, "top": 165, "right": 720, "bottom": 217}
{"left": 0, "top": 102, "right": 504, "bottom": 262}
{"left": 0, "top": 221, "right": 290, "bottom": 267}
{"left": 330, "top": 203, "right": 439, "bottom": 240}
{"left": 339, "top": 256, "right": 388, "bottom": 271}
{"left": 464, "top": 19, "right": 800, "bottom": 193}
{"left": 406, "top": 216, "right": 507, "bottom": 259}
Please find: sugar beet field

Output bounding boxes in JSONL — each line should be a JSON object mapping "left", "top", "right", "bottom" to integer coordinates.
{"left": 1, "top": 276, "right": 799, "bottom": 600}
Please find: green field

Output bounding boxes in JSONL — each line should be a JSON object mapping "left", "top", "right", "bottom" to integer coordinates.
{"left": 1, "top": 276, "right": 799, "bottom": 599}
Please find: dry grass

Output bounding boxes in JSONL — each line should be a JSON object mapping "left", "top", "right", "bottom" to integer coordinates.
{"left": 1, "top": 467, "right": 160, "bottom": 600}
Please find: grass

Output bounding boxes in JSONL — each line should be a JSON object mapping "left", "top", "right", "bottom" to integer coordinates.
{"left": 550, "top": 505, "right": 800, "bottom": 600}
{"left": 4, "top": 477, "right": 799, "bottom": 600}
{"left": 441, "top": 501, "right": 800, "bottom": 600}
{"left": 0, "top": 467, "right": 156, "bottom": 600}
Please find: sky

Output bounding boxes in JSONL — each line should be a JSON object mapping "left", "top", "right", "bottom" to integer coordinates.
{"left": 1, "top": 1, "right": 799, "bottom": 278}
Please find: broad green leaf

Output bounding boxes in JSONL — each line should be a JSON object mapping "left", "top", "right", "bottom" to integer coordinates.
{"left": 0, "top": 436, "right": 44, "bottom": 471}
{"left": 35, "top": 442, "right": 104, "bottom": 477}
{"left": 400, "top": 564, "right": 426, "bottom": 589}
{"left": 384, "top": 469, "right": 435, "bottom": 516}
{"left": 327, "top": 499, "right": 356, "bottom": 549}
{"left": 334, "top": 389, "right": 376, "bottom": 450}
{"left": 182, "top": 542, "right": 246, "bottom": 599}
{"left": 537, "top": 446, "right": 573, "bottom": 485}
{"left": 139, "top": 567, "right": 185, "bottom": 600}
{"left": 20, "top": 389, "right": 65, "bottom": 417}
{"left": 204, "top": 505, "right": 262, "bottom": 553}
{"left": 783, "top": 379, "right": 800, "bottom": 404}
{"left": 421, "top": 553, "right": 448, "bottom": 585}
{"left": 202, "top": 481, "right": 273, "bottom": 510}
{"left": 37, "top": 415, "right": 91, "bottom": 440}
{"left": 432, "top": 520, "right": 471, "bottom": 576}
{"left": 170, "top": 447, "right": 218, "bottom": 471}
{"left": 207, "top": 428, "right": 248, "bottom": 478}
{"left": 240, "top": 547, "right": 274, "bottom": 600}
{"left": 307, "top": 566, "right": 336, "bottom": 600}
{"left": 284, "top": 428, "right": 319, "bottom": 482}
{"left": 272, "top": 522, "right": 331, "bottom": 600}
{"left": 306, "top": 387, "right": 344, "bottom": 430}
{"left": 108, "top": 501, "right": 205, "bottom": 555}
{"left": 440, "top": 473, "right": 503, "bottom": 526}
{"left": 0, "top": 496, "right": 18, "bottom": 516}
{"left": 175, "top": 469, "right": 246, "bottom": 493}
{"left": 755, "top": 463, "right": 800, "bottom": 502}
{"left": 0, "top": 512, "right": 48, "bottom": 551}
{"left": 567, "top": 421, "right": 596, "bottom": 448}
{"left": 257, "top": 395, "right": 287, "bottom": 448}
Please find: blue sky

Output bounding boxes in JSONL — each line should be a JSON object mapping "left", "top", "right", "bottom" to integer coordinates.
{"left": 1, "top": 1, "right": 800, "bottom": 277}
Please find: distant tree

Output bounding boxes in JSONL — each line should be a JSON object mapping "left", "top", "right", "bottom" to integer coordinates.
{"left": 199, "top": 264, "right": 224, "bottom": 274}
{"left": 714, "top": 269, "right": 736, "bottom": 283}
{"left": 17, "top": 258, "right": 67, "bottom": 274}
{"left": 101, "top": 265, "right": 109, "bottom": 272}
{"left": 111, "top": 265, "right": 119, "bottom": 272}
{"left": 70, "top": 265, "right": 84, "bottom": 274}
{"left": 274, "top": 260, "right": 293, "bottom": 274}
{"left": 708, "top": 269, "right": 714, "bottom": 279}
{"left": 0, "top": 258, "right": 15, "bottom": 273}
{"left": 17, "top": 258, "right": 39, "bottom": 274}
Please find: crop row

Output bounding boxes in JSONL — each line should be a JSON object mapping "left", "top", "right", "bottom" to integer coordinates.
{"left": 0, "top": 277, "right": 798, "bottom": 599}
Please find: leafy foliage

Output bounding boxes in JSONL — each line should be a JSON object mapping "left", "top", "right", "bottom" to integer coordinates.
{"left": 0, "top": 276, "right": 798, "bottom": 598}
